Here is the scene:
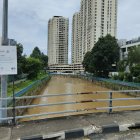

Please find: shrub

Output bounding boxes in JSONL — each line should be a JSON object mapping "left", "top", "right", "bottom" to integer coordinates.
{"left": 118, "top": 72, "right": 125, "bottom": 81}
{"left": 124, "top": 73, "right": 133, "bottom": 82}
{"left": 133, "top": 76, "right": 140, "bottom": 83}
{"left": 130, "top": 64, "right": 140, "bottom": 77}
{"left": 112, "top": 74, "right": 119, "bottom": 80}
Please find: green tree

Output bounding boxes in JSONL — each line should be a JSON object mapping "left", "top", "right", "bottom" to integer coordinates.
{"left": 16, "top": 43, "right": 27, "bottom": 75}
{"left": 23, "top": 57, "right": 42, "bottom": 79}
{"left": 117, "top": 60, "right": 127, "bottom": 72}
{"left": 128, "top": 46, "right": 140, "bottom": 66}
{"left": 30, "top": 47, "right": 48, "bottom": 69}
{"left": 30, "top": 46, "right": 42, "bottom": 59}
{"left": 83, "top": 35, "right": 119, "bottom": 77}
{"left": 17, "top": 43, "right": 23, "bottom": 60}
{"left": 82, "top": 52, "right": 92, "bottom": 72}
{"left": 130, "top": 64, "right": 140, "bottom": 77}
{"left": 41, "top": 53, "right": 48, "bottom": 68}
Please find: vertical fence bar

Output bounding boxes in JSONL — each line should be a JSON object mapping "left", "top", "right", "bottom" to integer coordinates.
{"left": 108, "top": 92, "right": 113, "bottom": 114}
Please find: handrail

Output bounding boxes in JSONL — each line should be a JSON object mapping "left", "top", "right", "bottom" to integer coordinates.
{"left": 0, "top": 105, "right": 140, "bottom": 121}
{"left": 0, "top": 97, "right": 140, "bottom": 110}
{"left": 0, "top": 89, "right": 140, "bottom": 123}
{"left": 14, "top": 76, "right": 50, "bottom": 97}
{"left": 0, "top": 90, "right": 140, "bottom": 100}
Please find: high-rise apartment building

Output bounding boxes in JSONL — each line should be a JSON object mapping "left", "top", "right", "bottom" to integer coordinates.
{"left": 72, "top": 0, "right": 117, "bottom": 63}
{"left": 72, "top": 12, "right": 82, "bottom": 64}
{"left": 48, "top": 16, "right": 69, "bottom": 65}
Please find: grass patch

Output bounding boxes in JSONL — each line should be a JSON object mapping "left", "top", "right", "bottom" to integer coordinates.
{"left": 7, "top": 80, "right": 33, "bottom": 97}
{"left": 7, "top": 73, "right": 49, "bottom": 97}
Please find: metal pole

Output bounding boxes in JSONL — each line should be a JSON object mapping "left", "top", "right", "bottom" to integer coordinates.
{"left": 108, "top": 92, "right": 113, "bottom": 114}
{"left": 0, "top": 0, "right": 8, "bottom": 124}
{"left": 2, "top": 0, "right": 8, "bottom": 45}
{"left": 12, "top": 76, "right": 16, "bottom": 125}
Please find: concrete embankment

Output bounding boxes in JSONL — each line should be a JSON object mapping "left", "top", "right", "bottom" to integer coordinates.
{"left": 7, "top": 76, "right": 51, "bottom": 117}
{"left": 53, "top": 74, "right": 140, "bottom": 97}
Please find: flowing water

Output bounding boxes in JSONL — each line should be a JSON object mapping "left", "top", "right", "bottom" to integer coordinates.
{"left": 22, "top": 76, "right": 140, "bottom": 121}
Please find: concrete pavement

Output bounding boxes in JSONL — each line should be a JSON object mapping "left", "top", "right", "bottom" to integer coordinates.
{"left": 0, "top": 111, "right": 140, "bottom": 140}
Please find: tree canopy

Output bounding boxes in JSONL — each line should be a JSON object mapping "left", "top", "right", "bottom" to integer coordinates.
{"left": 30, "top": 46, "right": 42, "bottom": 59}
{"left": 128, "top": 46, "right": 140, "bottom": 66}
{"left": 23, "top": 57, "right": 42, "bottom": 79}
{"left": 83, "top": 34, "right": 120, "bottom": 77}
{"left": 16, "top": 43, "right": 26, "bottom": 75}
{"left": 30, "top": 47, "right": 48, "bottom": 69}
{"left": 15, "top": 44, "right": 48, "bottom": 80}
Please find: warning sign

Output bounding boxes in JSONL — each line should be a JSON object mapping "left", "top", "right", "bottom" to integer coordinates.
{"left": 0, "top": 46, "right": 17, "bottom": 75}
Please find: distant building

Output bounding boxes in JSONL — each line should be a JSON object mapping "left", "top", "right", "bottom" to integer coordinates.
{"left": 72, "top": 0, "right": 118, "bottom": 63}
{"left": 48, "top": 63, "right": 84, "bottom": 74}
{"left": 47, "top": 16, "right": 69, "bottom": 65}
{"left": 0, "top": 37, "right": 17, "bottom": 46}
{"left": 120, "top": 37, "right": 140, "bottom": 60}
{"left": 118, "top": 39, "right": 127, "bottom": 47}
{"left": 8, "top": 39, "right": 17, "bottom": 46}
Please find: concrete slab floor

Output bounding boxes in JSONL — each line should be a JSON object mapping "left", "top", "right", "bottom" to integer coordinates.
{"left": 0, "top": 111, "right": 140, "bottom": 140}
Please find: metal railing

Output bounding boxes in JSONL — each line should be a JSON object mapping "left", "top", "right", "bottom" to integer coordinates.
{"left": 51, "top": 73, "right": 140, "bottom": 88}
{"left": 7, "top": 76, "right": 51, "bottom": 107}
{"left": 14, "top": 76, "right": 51, "bottom": 97}
{"left": 80, "top": 74, "right": 140, "bottom": 88}
{"left": 0, "top": 90, "right": 140, "bottom": 124}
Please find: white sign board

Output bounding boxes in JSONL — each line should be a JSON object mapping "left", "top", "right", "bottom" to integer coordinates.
{"left": 0, "top": 46, "right": 17, "bottom": 75}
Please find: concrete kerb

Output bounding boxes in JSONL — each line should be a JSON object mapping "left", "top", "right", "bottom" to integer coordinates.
{"left": 20, "top": 122, "right": 140, "bottom": 140}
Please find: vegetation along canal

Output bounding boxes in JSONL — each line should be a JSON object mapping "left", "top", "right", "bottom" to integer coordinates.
{"left": 22, "top": 76, "right": 140, "bottom": 121}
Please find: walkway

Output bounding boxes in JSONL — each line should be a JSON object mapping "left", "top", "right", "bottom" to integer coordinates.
{"left": 0, "top": 111, "right": 140, "bottom": 140}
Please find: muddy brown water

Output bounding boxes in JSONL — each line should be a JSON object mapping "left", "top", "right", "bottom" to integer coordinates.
{"left": 21, "top": 76, "right": 140, "bottom": 121}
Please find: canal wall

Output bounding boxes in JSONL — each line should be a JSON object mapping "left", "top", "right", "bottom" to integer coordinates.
{"left": 8, "top": 76, "right": 51, "bottom": 117}
{"left": 52, "top": 74, "right": 140, "bottom": 97}
{"left": 78, "top": 75, "right": 140, "bottom": 97}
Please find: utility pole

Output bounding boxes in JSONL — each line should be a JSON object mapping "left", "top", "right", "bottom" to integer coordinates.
{"left": 0, "top": 0, "right": 8, "bottom": 123}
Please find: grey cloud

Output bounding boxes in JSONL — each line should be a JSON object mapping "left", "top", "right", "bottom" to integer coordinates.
{"left": 118, "top": 0, "right": 140, "bottom": 40}
{"left": 0, "top": 0, "right": 140, "bottom": 58}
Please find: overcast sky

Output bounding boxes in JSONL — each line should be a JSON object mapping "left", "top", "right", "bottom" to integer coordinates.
{"left": 0, "top": 0, "right": 140, "bottom": 61}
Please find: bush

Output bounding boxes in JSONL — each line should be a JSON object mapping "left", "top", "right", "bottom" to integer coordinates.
{"left": 124, "top": 73, "right": 133, "bottom": 82}
{"left": 118, "top": 72, "right": 125, "bottom": 81}
{"left": 133, "top": 76, "right": 140, "bottom": 83}
{"left": 117, "top": 60, "right": 127, "bottom": 72}
{"left": 112, "top": 74, "right": 119, "bottom": 80}
{"left": 130, "top": 64, "right": 140, "bottom": 77}
{"left": 23, "top": 57, "right": 42, "bottom": 79}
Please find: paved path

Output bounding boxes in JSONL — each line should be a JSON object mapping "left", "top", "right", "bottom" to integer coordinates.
{"left": 0, "top": 111, "right": 140, "bottom": 140}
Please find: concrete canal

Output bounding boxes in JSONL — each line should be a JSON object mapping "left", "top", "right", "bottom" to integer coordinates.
{"left": 22, "top": 76, "right": 140, "bottom": 121}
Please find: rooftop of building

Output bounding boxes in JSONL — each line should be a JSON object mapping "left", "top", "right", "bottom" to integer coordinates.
{"left": 118, "top": 37, "right": 140, "bottom": 47}
{"left": 126, "top": 37, "right": 140, "bottom": 45}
